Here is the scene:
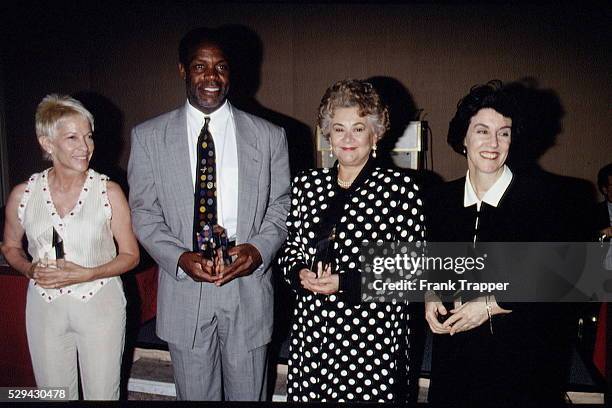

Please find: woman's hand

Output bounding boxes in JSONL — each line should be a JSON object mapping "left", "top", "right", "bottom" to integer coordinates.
{"left": 32, "top": 260, "right": 94, "bottom": 289}
{"left": 443, "top": 295, "right": 512, "bottom": 335}
{"left": 442, "top": 298, "right": 490, "bottom": 335}
{"left": 299, "top": 262, "right": 339, "bottom": 295}
{"left": 425, "top": 291, "right": 450, "bottom": 334}
{"left": 600, "top": 226, "right": 612, "bottom": 239}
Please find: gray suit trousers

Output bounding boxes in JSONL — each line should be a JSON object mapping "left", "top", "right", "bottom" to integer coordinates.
{"left": 168, "top": 282, "right": 269, "bottom": 401}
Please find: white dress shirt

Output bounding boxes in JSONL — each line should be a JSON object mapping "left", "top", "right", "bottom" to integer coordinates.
{"left": 186, "top": 100, "right": 239, "bottom": 239}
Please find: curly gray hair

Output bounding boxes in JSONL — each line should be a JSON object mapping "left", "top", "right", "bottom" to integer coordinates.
{"left": 318, "top": 79, "right": 389, "bottom": 140}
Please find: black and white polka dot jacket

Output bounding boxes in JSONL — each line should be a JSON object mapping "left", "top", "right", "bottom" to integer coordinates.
{"left": 278, "top": 163, "right": 425, "bottom": 305}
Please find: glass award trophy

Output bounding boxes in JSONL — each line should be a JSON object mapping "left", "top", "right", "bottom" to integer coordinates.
{"left": 197, "top": 224, "right": 233, "bottom": 275}
{"left": 310, "top": 226, "right": 336, "bottom": 277}
{"left": 52, "top": 227, "right": 65, "bottom": 268}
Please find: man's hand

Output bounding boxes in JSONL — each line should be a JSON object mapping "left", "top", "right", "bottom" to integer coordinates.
{"left": 214, "top": 243, "right": 262, "bottom": 286}
{"left": 178, "top": 251, "right": 221, "bottom": 283}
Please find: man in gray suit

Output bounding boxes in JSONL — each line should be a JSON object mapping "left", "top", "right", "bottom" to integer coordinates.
{"left": 127, "top": 27, "right": 290, "bottom": 401}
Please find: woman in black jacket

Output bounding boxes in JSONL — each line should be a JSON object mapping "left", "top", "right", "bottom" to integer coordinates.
{"left": 425, "top": 81, "right": 572, "bottom": 408}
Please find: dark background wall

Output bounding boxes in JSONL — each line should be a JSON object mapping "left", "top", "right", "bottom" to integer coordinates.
{"left": 2, "top": 2, "right": 610, "bottom": 190}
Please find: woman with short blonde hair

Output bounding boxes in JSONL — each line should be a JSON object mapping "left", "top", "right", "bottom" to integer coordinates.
{"left": 2, "top": 94, "right": 139, "bottom": 400}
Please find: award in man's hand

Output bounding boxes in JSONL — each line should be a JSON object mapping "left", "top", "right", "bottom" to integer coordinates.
{"left": 211, "top": 224, "right": 233, "bottom": 267}
{"left": 197, "top": 224, "right": 233, "bottom": 275}
{"left": 197, "top": 223, "right": 216, "bottom": 258}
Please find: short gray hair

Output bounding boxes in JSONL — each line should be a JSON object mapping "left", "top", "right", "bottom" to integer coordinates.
{"left": 318, "top": 79, "right": 389, "bottom": 140}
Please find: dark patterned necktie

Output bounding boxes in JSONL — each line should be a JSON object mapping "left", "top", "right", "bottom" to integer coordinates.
{"left": 193, "top": 116, "right": 217, "bottom": 252}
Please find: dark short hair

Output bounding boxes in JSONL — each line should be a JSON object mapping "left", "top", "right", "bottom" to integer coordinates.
{"left": 447, "top": 80, "right": 521, "bottom": 156}
{"left": 178, "top": 27, "right": 226, "bottom": 66}
{"left": 597, "top": 163, "right": 612, "bottom": 191}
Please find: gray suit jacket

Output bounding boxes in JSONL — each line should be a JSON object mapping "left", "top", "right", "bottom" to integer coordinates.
{"left": 128, "top": 103, "right": 290, "bottom": 350}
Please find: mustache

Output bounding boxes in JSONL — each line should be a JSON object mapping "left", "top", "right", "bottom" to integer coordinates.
{"left": 197, "top": 82, "right": 223, "bottom": 89}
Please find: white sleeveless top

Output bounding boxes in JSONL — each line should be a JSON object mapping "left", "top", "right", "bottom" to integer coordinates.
{"left": 18, "top": 168, "right": 118, "bottom": 303}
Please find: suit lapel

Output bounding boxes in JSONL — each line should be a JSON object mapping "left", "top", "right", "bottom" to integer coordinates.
{"left": 233, "top": 106, "right": 261, "bottom": 242}
{"left": 166, "top": 107, "right": 194, "bottom": 226}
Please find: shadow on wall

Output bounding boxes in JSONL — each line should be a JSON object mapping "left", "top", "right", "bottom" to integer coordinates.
{"left": 504, "top": 77, "right": 597, "bottom": 241}
{"left": 217, "top": 24, "right": 315, "bottom": 177}
{"left": 365, "top": 76, "right": 437, "bottom": 405}
{"left": 500, "top": 78, "right": 603, "bottom": 388}
{"left": 367, "top": 75, "right": 419, "bottom": 165}
{"left": 367, "top": 76, "right": 444, "bottom": 191}
{"left": 505, "top": 77, "right": 565, "bottom": 174}
{"left": 73, "top": 91, "right": 128, "bottom": 193}
{"left": 72, "top": 91, "right": 158, "bottom": 399}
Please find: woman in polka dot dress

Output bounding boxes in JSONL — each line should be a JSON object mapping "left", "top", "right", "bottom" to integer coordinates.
{"left": 278, "top": 79, "right": 425, "bottom": 402}
{"left": 1, "top": 94, "right": 139, "bottom": 399}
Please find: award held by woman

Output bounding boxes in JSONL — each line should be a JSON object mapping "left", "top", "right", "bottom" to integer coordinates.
{"left": 52, "top": 227, "right": 65, "bottom": 268}
{"left": 310, "top": 226, "right": 336, "bottom": 278}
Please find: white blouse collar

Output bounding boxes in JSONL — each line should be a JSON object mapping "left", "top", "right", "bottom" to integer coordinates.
{"left": 464, "top": 165, "right": 513, "bottom": 210}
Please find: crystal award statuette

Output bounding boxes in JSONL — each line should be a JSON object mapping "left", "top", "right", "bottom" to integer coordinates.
{"left": 52, "top": 227, "right": 65, "bottom": 268}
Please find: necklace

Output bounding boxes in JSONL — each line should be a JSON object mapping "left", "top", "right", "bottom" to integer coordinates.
{"left": 337, "top": 177, "right": 353, "bottom": 188}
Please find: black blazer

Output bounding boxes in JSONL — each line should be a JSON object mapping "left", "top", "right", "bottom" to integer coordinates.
{"left": 593, "top": 201, "right": 611, "bottom": 237}
{"left": 425, "top": 174, "right": 563, "bottom": 243}
{"left": 424, "top": 173, "right": 573, "bottom": 408}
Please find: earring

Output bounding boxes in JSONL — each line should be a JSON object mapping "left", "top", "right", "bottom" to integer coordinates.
{"left": 462, "top": 147, "right": 467, "bottom": 155}
{"left": 329, "top": 147, "right": 333, "bottom": 158}
{"left": 372, "top": 144, "right": 377, "bottom": 158}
